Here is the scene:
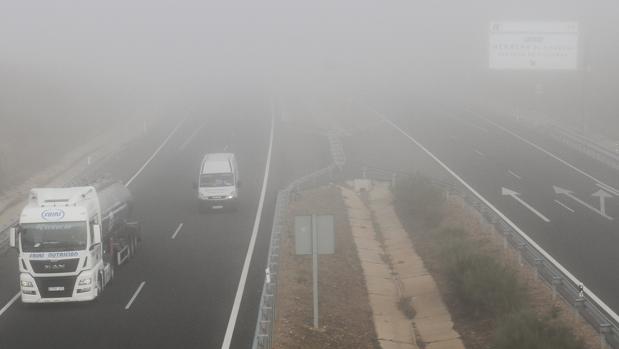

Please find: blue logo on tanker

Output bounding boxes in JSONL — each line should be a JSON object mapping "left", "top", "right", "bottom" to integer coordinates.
{"left": 41, "top": 208, "right": 65, "bottom": 221}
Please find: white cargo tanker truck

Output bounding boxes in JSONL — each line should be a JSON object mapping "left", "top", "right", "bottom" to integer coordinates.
{"left": 8, "top": 181, "right": 141, "bottom": 303}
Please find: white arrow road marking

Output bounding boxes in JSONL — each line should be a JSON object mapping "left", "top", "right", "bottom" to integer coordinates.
{"left": 592, "top": 189, "right": 613, "bottom": 218}
{"left": 554, "top": 186, "right": 613, "bottom": 220}
{"left": 502, "top": 187, "right": 551, "bottom": 222}
{"left": 596, "top": 183, "right": 619, "bottom": 197}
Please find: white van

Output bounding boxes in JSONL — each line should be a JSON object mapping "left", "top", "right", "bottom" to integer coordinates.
{"left": 196, "top": 153, "right": 240, "bottom": 211}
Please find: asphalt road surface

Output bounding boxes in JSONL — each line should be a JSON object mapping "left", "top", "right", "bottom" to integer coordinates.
{"left": 346, "top": 105, "right": 619, "bottom": 314}
{"left": 0, "top": 98, "right": 330, "bottom": 349}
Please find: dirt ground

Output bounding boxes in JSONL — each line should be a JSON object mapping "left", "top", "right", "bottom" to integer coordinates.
{"left": 396, "top": 193, "right": 601, "bottom": 349}
{"left": 272, "top": 185, "right": 379, "bottom": 349}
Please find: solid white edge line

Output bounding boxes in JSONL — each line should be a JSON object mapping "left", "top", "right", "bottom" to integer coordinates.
{"left": 179, "top": 121, "right": 207, "bottom": 151}
{"left": 554, "top": 199, "right": 576, "bottom": 213}
{"left": 220, "top": 113, "right": 275, "bottom": 349}
{"left": 471, "top": 111, "right": 619, "bottom": 193}
{"left": 0, "top": 292, "right": 20, "bottom": 318}
{"left": 382, "top": 116, "right": 619, "bottom": 325}
{"left": 125, "top": 281, "right": 146, "bottom": 310}
{"left": 125, "top": 118, "right": 186, "bottom": 187}
{"left": 171, "top": 223, "right": 184, "bottom": 240}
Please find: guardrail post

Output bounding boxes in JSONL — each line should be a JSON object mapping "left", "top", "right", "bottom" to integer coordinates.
{"left": 516, "top": 242, "right": 525, "bottom": 267}
{"left": 574, "top": 296, "right": 585, "bottom": 321}
{"left": 599, "top": 323, "right": 611, "bottom": 349}
{"left": 534, "top": 258, "right": 544, "bottom": 280}
{"left": 551, "top": 276, "right": 562, "bottom": 301}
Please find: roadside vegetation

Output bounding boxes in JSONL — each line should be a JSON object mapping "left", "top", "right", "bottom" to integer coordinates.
{"left": 394, "top": 174, "right": 588, "bottom": 349}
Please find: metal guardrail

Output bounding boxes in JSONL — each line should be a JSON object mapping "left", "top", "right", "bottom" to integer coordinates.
{"left": 252, "top": 128, "right": 346, "bottom": 349}
{"left": 361, "top": 164, "right": 619, "bottom": 348}
{"left": 547, "top": 126, "right": 619, "bottom": 172}
{"left": 251, "top": 164, "right": 339, "bottom": 349}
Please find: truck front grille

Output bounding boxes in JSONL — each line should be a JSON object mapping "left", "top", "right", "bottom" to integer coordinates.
{"left": 35, "top": 276, "right": 77, "bottom": 298}
{"left": 30, "top": 258, "right": 80, "bottom": 274}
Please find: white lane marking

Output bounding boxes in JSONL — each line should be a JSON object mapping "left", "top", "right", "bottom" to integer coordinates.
{"left": 502, "top": 187, "right": 551, "bottom": 223}
{"left": 596, "top": 182, "right": 619, "bottom": 196}
{"left": 0, "top": 292, "right": 20, "bottom": 318}
{"left": 554, "top": 186, "right": 613, "bottom": 220}
{"left": 554, "top": 199, "right": 575, "bottom": 213}
{"left": 170, "top": 223, "right": 184, "bottom": 240}
{"left": 382, "top": 116, "right": 619, "bottom": 326}
{"left": 178, "top": 121, "right": 207, "bottom": 151}
{"left": 474, "top": 149, "right": 485, "bottom": 157}
{"left": 469, "top": 122, "right": 489, "bottom": 133}
{"left": 508, "top": 170, "right": 522, "bottom": 180}
{"left": 471, "top": 112, "right": 619, "bottom": 194}
{"left": 221, "top": 113, "right": 275, "bottom": 349}
{"left": 223, "top": 145, "right": 229, "bottom": 151}
{"left": 125, "top": 118, "right": 186, "bottom": 187}
{"left": 125, "top": 281, "right": 146, "bottom": 310}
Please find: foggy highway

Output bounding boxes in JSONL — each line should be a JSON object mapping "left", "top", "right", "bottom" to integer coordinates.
{"left": 0, "top": 100, "right": 330, "bottom": 349}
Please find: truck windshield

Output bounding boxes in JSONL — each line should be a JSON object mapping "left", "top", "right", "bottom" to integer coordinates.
{"left": 21, "top": 222, "right": 87, "bottom": 252}
{"left": 200, "top": 173, "right": 234, "bottom": 187}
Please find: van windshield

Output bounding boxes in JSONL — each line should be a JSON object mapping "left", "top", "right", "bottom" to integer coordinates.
{"left": 200, "top": 173, "right": 234, "bottom": 187}
{"left": 21, "top": 222, "right": 87, "bottom": 252}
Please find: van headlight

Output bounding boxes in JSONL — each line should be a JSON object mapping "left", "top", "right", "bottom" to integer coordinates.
{"left": 21, "top": 280, "right": 34, "bottom": 288}
{"left": 78, "top": 277, "right": 92, "bottom": 286}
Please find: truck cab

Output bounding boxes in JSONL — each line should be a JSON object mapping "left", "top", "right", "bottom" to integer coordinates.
{"left": 196, "top": 153, "right": 240, "bottom": 211}
{"left": 9, "top": 182, "right": 140, "bottom": 303}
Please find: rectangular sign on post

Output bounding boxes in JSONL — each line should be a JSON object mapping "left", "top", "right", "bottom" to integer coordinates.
{"left": 294, "top": 215, "right": 335, "bottom": 255}
{"left": 489, "top": 21, "right": 579, "bottom": 70}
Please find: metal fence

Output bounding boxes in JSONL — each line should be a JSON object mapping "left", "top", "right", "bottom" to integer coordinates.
{"left": 362, "top": 164, "right": 619, "bottom": 348}
{"left": 251, "top": 128, "right": 346, "bottom": 349}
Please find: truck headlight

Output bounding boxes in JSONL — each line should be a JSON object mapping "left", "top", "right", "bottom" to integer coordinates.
{"left": 21, "top": 280, "right": 33, "bottom": 288}
{"left": 78, "top": 278, "right": 92, "bottom": 286}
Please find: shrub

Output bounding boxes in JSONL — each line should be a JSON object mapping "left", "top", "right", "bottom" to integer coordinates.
{"left": 437, "top": 228, "right": 526, "bottom": 318}
{"left": 492, "top": 309, "right": 585, "bottom": 349}
{"left": 394, "top": 174, "right": 445, "bottom": 227}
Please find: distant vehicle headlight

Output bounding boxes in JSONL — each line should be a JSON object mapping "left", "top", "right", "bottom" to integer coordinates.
{"left": 21, "top": 280, "right": 33, "bottom": 288}
{"left": 78, "top": 277, "right": 92, "bottom": 286}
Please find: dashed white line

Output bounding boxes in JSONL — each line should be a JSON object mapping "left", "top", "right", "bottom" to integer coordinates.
{"left": 220, "top": 111, "right": 275, "bottom": 349}
{"left": 0, "top": 292, "right": 20, "bottom": 318}
{"left": 125, "top": 281, "right": 146, "bottom": 310}
{"left": 179, "top": 121, "right": 207, "bottom": 151}
{"left": 125, "top": 118, "right": 186, "bottom": 187}
{"left": 508, "top": 170, "right": 522, "bottom": 180}
{"left": 474, "top": 149, "right": 485, "bottom": 157}
{"left": 554, "top": 199, "right": 575, "bottom": 213}
{"left": 170, "top": 223, "right": 184, "bottom": 240}
{"left": 471, "top": 111, "right": 619, "bottom": 193}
